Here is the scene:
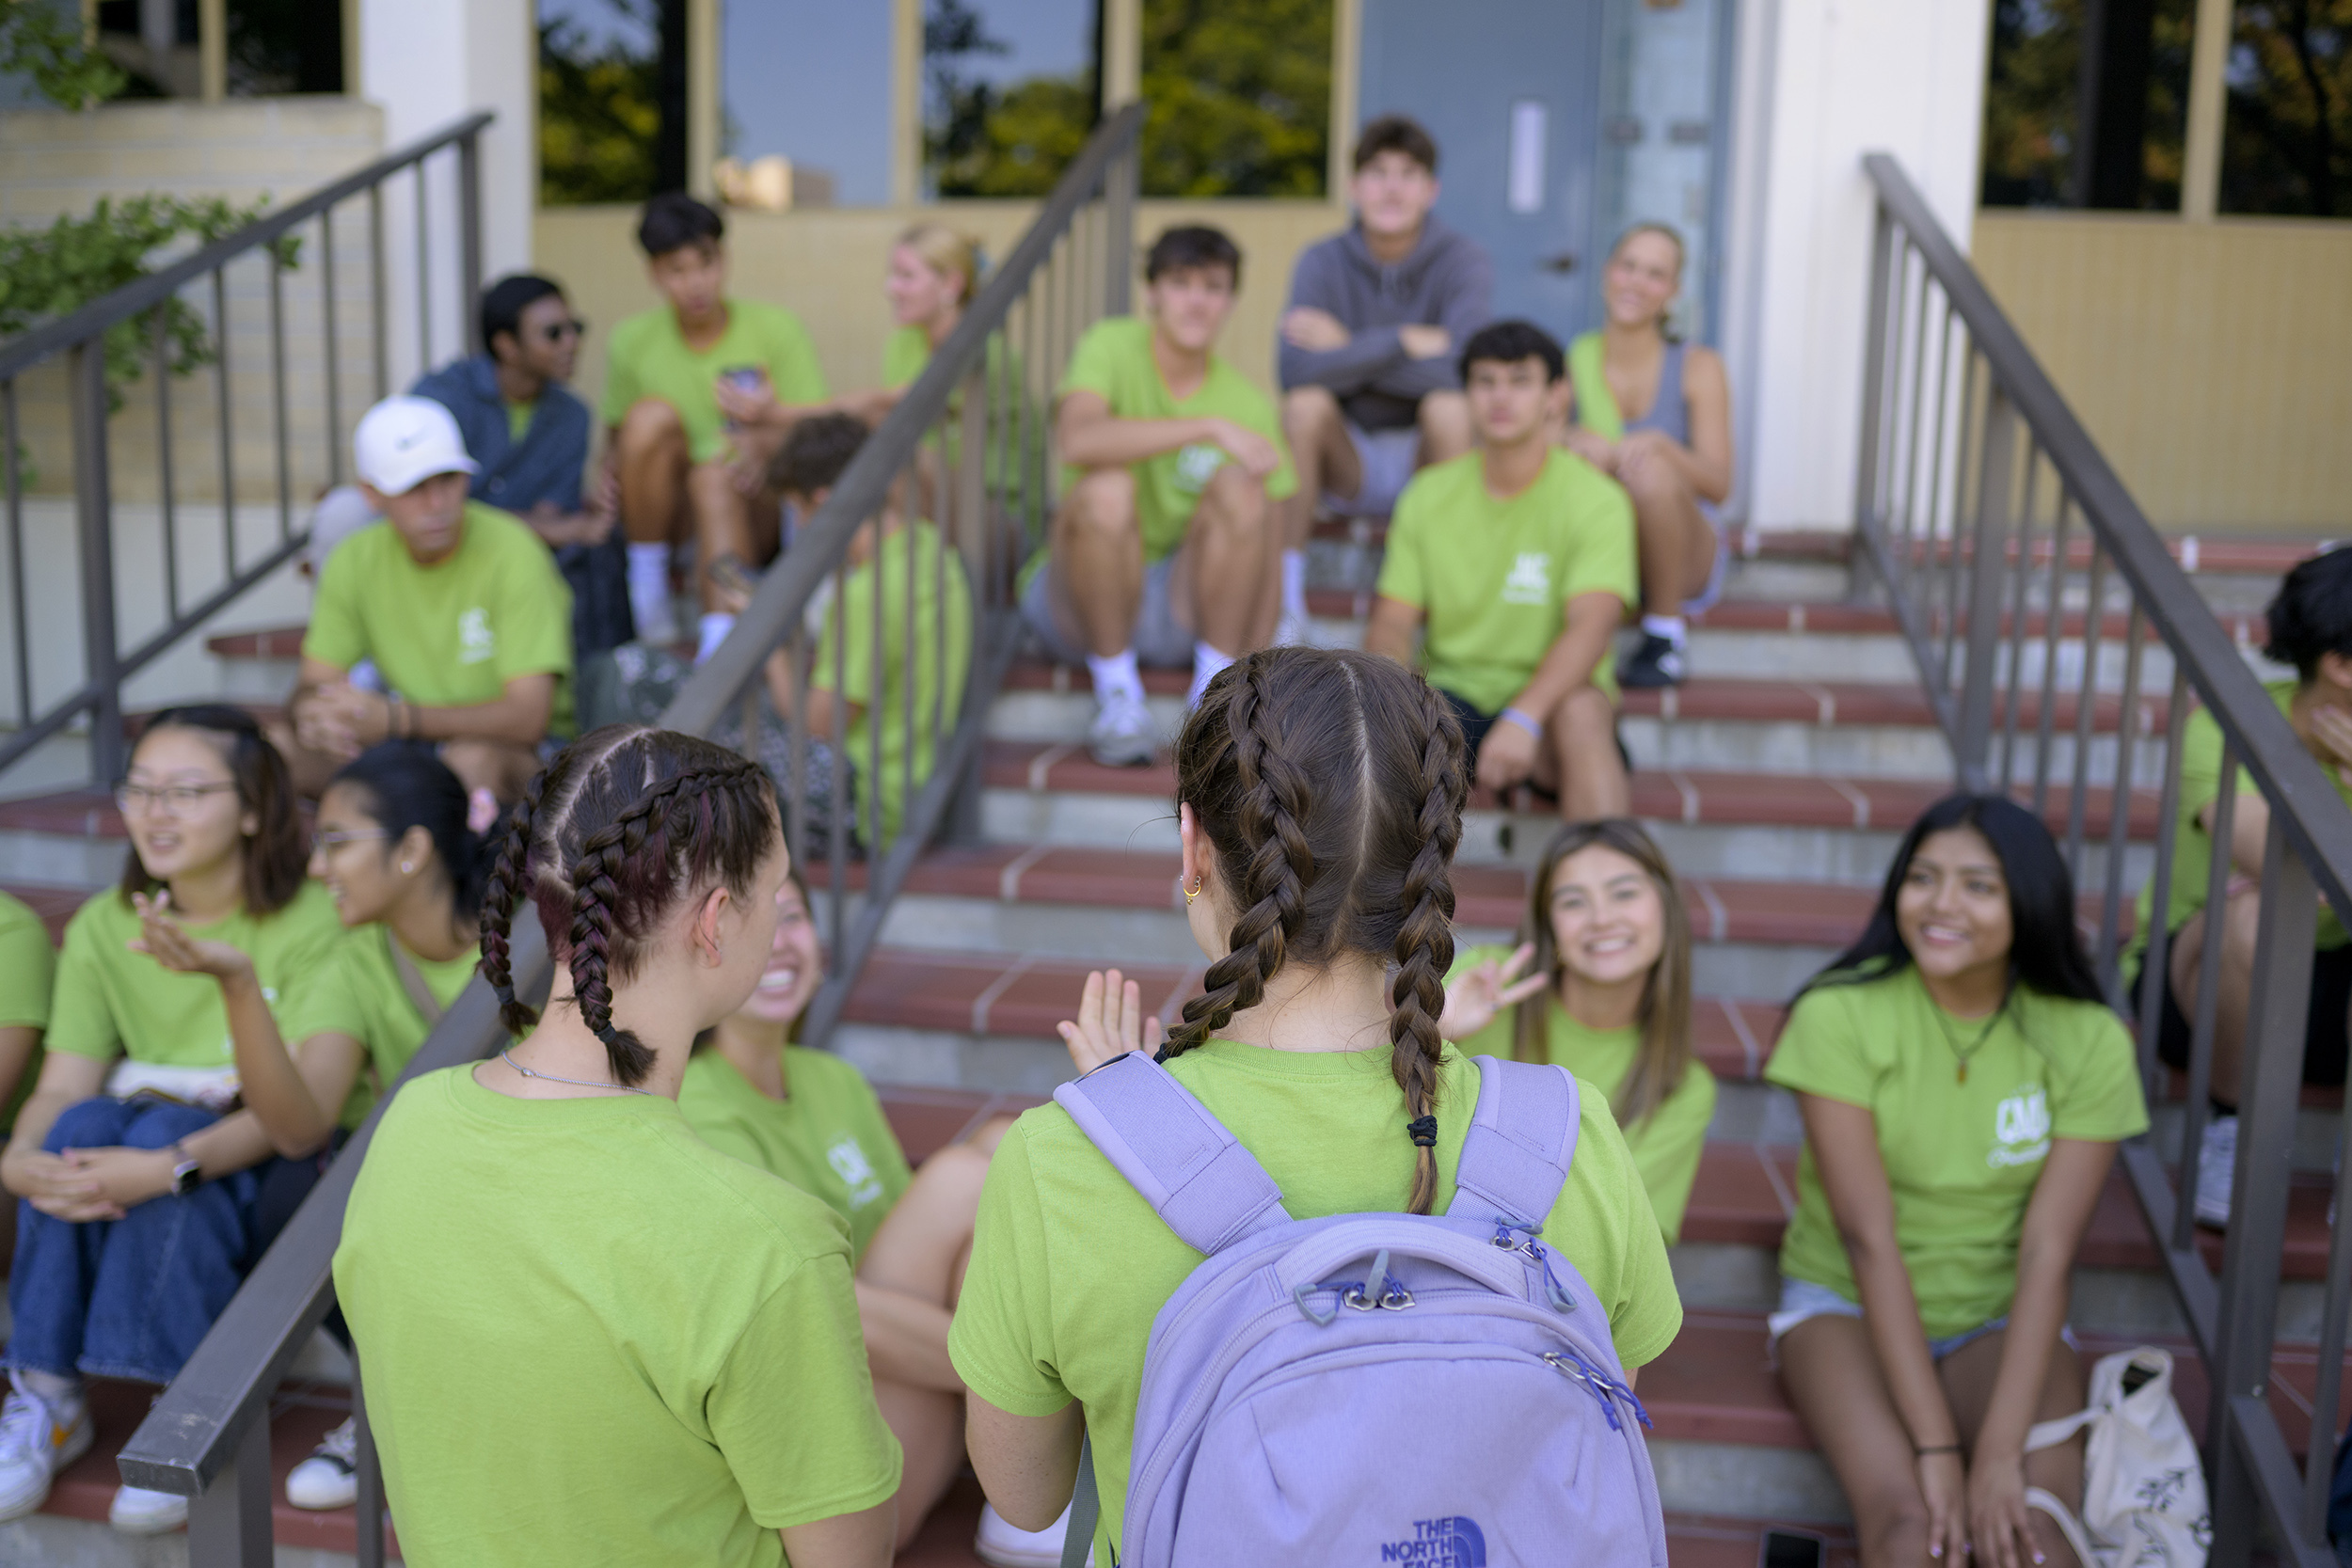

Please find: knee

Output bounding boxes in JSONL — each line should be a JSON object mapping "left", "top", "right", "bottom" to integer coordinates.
{"left": 1065, "top": 468, "right": 1138, "bottom": 539}
{"left": 618, "top": 397, "right": 684, "bottom": 452}
{"left": 1549, "top": 684, "right": 1618, "bottom": 739}
{"left": 1282, "top": 385, "right": 1341, "bottom": 435}
{"left": 1619, "top": 452, "right": 1690, "bottom": 508}
{"left": 45, "top": 1097, "right": 122, "bottom": 1154}
{"left": 2221, "top": 886, "right": 2266, "bottom": 960}
{"left": 1200, "top": 462, "right": 1272, "bottom": 528}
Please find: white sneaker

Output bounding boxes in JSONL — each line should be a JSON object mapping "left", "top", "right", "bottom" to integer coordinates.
{"left": 108, "top": 1482, "right": 188, "bottom": 1534}
{"left": 631, "top": 593, "right": 680, "bottom": 647}
{"left": 1086, "top": 695, "right": 1158, "bottom": 768}
{"left": 0, "top": 1384, "right": 93, "bottom": 1522}
{"left": 285, "top": 1417, "right": 358, "bottom": 1510}
{"left": 976, "top": 1500, "right": 1093, "bottom": 1567}
{"left": 2194, "top": 1113, "right": 2237, "bottom": 1228}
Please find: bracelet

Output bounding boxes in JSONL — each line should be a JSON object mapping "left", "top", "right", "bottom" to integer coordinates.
{"left": 1914, "top": 1443, "right": 1963, "bottom": 1457}
{"left": 1499, "top": 706, "right": 1543, "bottom": 739}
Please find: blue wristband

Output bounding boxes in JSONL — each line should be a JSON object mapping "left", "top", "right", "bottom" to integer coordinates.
{"left": 1499, "top": 706, "right": 1543, "bottom": 738}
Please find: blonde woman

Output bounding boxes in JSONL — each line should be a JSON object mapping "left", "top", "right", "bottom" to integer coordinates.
{"left": 1440, "top": 817, "right": 1717, "bottom": 1242}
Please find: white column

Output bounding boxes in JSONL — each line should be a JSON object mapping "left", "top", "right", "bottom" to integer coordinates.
{"left": 355, "top": 0, "right": 536, "bottom": 389}
{"left": 1721, "top": 0, "right": 1991, "bottom": 532}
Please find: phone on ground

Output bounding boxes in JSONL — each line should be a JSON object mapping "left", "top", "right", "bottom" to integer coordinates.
{"left": 1759, "top": 1528, "right": 1826, "bottom": 1568}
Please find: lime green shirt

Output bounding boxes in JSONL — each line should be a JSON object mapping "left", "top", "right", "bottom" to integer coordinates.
{"left": 678, "top": 1048, "right": 915, "bottom": 1263}
{"left": 601, "top": 299, "right": 830, "bottom": 465}
{"left": 810, "top": 520, "right": 972, "bottom": 846}
{"left": 278, "top": 927, "right": 480, "bottom": 1131}
{"left": 335, "top": 1064, "right": 901, "bottom": 1568}
{"left": 947, "top": 1039, "right": 1682, "bottom": 1562}
{"left": 1057, "top": 316, "right": 1298, "bottom": 563}
{"left": 303, "top": 501, "right": 576, "bottom": 738}
{"left": 884, "top": 325, "right": 1033, "bottom": 498}
{"left": 1765, "top": 966, "right": 2150, "bottom": 1338}
{"left": 504, "top": 400, "right": 533, "bottom": 443}
{"left": 0, "top": 892, "right": 55, "bottom": 1131}
{"left": 1567, "top": 332, "right": 1626, "bottom": 441}
{"left": 2134, "top": 678, "right": 2352, "bottom": 954}
{"left": 1376, "top": 450, "right": 1639, "bottom": 712}
{"left": 1448, "top": 945, "right": 1717, "bottom": 1243}
{"left": 47, "top": 882, "right": 344, "bottom": 1069}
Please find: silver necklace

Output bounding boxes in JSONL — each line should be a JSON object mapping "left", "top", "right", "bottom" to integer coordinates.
{"left": 500, "top": 1048, "right": 654, "bottom": 1097}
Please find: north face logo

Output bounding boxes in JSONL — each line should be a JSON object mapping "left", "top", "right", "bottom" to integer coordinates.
{"left": 1380, "top": 1516, "right": 1486, "bottom": 1564}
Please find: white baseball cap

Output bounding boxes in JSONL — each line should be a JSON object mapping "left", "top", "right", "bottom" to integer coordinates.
{"left": 353, "top": 395, "right": 479, "bottom": 496}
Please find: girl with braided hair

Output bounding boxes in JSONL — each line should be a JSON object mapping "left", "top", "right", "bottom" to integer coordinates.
{"left": 333, "top": 725, "right": 901, "bottom": 1568}
{"left": 948, "top": 647, "right": 1682, "bottom": 1565}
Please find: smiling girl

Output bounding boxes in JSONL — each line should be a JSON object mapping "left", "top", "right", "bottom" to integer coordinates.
{"left": 0, "top": 706, "right": 342, "bottom": 1534}
{"left": 1440, "top": 818, "right": 1716, "bottom": 1242}
{"left": 1769, "top": 795, "right": 2148, "bottom": 1568}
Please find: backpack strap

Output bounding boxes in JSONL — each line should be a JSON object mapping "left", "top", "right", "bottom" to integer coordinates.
{"left": 1053, "top": 1052, "right": 1293, "bottom": 1256}
{"left": 1444, "top": 1055, "right": 1581, "bottom": 1227}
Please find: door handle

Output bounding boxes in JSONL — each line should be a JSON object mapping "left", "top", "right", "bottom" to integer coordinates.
{"left": 1539, "top": 252, "right": 1578, "bottom": 274}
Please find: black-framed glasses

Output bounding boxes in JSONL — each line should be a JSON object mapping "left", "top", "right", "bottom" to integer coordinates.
{"left": 538, "top": 318, "right": 587, "bottom": 343}
{"left": 115, "top": 782, "right": 238, "bottom": 815}
{"left": 311, "top": 828, "right": 394, "bottom": 854}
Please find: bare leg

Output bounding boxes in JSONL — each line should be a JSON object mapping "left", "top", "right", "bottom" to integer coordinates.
{"left": 2168, "top": 888, "right": 2263, "bottom": 1106}
{"left": 1619, "top": 451, "right": 1719, "bottom": 617}
{"left": 1778, "top": 1316, "right": 1935, "bottom": 1567}
{"left": 687, "top": 459, "right": 755, "bottom": 614}
{"left": 1278, "top": 386, "right": 1359, "bottom": 554}
{"left": 1937, "top": 1329, "right": 2089, "bottom": 1568}
{"left": 1530, "top": 684, "right": 1629, "bottom": 819}
{"left": 1415, "top": 389, "right": 1473, "bottom": 466}
{"left": 1046, "top": 468, "right": 1144, "bottom": 659}
{"left": 1177, "top": 464, "right": 1280, "bottom": 655}
{"left": 615, "top": 398, "right": 691, "bottom": 548}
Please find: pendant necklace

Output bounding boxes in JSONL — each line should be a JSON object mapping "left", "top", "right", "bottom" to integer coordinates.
{"left": 1932, "top": 1005, "right": 2003, "bottom": 1085}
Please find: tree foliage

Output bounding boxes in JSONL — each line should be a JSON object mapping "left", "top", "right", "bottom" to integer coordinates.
{"left": 1980, "top": 0, "right": 2193, "bottom": 209}
{"left": 1139, "top": 0, "right": 1328, "bottom": 198}
{"left": 2222, "top": 0, "right": 2352, "bottom": 215}
{"left": 539, "top": 0, "right": 663, "bottom": 205}
{"left": 0, "top": 0, "right": 127, "bottom": 108}
{"left": 926, "top": 0, "right": 1096, "bottom": 198}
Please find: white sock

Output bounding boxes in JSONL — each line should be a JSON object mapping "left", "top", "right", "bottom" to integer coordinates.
{"left": 1280, "top": 549, "right": 1310, "bottom": 624}
{"left": 696, "top": 611, "right": 735, "bottom": 665}
{"left": 1641, "top": 613, "right": 1689, "bottom": 648}
{"left": 628, "top": 544, "right": 671, "bottom": 624}
{"left": 11, "top": 1369, "right": 81, "bottom": 1411}
{"left": 1086, "top": 649, "right": 1145, "bottom": 710}
{"left": 1190, "top": 641, "right": 1235, "bottom": 707}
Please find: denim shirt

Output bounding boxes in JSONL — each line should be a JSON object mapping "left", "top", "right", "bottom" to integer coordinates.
{"left": 410, "top": 354, "right": 590, "bottom": 514}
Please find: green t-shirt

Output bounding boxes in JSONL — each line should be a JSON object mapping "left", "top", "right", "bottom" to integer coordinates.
{"left": 278, "top": 927, "right": 480, "bottom": 1131}
{"left": 1057, "top": 316, "right": 1298, "bottom": 563}
{"left": 677, "top": 1048, "right": 915, "bottom": 1263}
{"left": 810, "top": 520, "right": 972, "bottom": 846}
{"left": 335, "top": 1064, "right": 901, "bottom": 1568}
{"left": 47, "top": 882, "right": 343, "bottom": 1069}
{"left": 1375, "top": 450, "right": 1639, "bottom": 712}
{"left": 884, "top": 326, "right": 1032, "bottom": 498}
{"left": 0, "top": 892, "right": 55, "bottom": 1131}
{"left": 947, "top": 1039, "right": 1681, "bottom": 1561}
{"left": 1764, "top": 966, "right": 2150, "bottom": 1338}
{"left": 601, "top": 299, "right": 830, "bottom": 465}
{"left": 304, "top": 501, "right": 576, "bottom": 738}
{"left": 2134, "top": 678, "right": 2352, "bottom": 953}
{"left": 1448, "top": 945, "right": 1718, "bottom": 1244}
{"left": 504, "top": 400, "right": 533, "bottom": 443}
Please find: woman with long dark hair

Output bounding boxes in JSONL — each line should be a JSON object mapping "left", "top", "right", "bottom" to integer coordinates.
{"left": 1770, "top": 795, "right": 2147, "bottom": 1568}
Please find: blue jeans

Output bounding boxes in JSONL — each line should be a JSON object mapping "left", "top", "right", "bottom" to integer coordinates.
{"left": 5, "top": 1098, "right": 303, "bottom": 1386}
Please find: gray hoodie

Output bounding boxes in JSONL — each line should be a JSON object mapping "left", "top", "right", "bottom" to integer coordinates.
{"left": 1277, "top": 215, "right": 1494, "bottom": 433}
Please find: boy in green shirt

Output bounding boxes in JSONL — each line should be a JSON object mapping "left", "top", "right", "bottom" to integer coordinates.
{"left": 1365, "top": 320, "right": 1638, "bottom": 819}
{"left": 602, "top": 193, "right": 833, "bottom": 660}
{"left": 281, "top": 396, "right": 574, "bottom": 805}
{"left": 1024, "top": 226, "right": 1296, "bottom": 767}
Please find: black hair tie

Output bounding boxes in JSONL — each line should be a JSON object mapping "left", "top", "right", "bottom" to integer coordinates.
{"left": 491, "top": 981, "right": 516, "bottom": 1007}
{"left": 1406, "top": 1114, "right": 1438, "bottom": 1148}
{"left": 593, "top": 1022, "right": 628, "bottom": 1053}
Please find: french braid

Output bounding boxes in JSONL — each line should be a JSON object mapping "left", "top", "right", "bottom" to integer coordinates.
{"left": 479, "top": 767, "right": 550, "bottom": 1037}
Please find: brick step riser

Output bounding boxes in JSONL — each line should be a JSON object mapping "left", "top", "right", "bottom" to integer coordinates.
{"left": 0, "top": 1515, "right": 363, "bottom": 1568}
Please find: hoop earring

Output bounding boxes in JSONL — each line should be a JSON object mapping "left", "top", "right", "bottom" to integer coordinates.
{"left": 1184, "top": 875, "right": 1203, "bottom": 906}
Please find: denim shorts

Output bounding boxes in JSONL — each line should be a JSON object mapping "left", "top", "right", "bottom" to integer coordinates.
{"left": 1766, "top": 1276, "right": 2075, "bottom": 1362}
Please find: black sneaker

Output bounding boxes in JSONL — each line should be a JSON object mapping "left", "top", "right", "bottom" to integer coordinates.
{"left": 1618, "top": 632, "right": 1688, "bottom": 688}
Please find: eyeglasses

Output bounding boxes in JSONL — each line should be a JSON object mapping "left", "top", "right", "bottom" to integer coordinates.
{"left": 116, "top": 781, "right": 239, "bottom": 815}
{"left": 537, "top": 318, "right": 587, "bottom": 343}
{"left": 312, "top": 828, "right": 394, "bottom": 854}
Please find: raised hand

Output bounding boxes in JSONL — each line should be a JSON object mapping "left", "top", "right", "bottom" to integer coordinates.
{"left": 1057, "top": 968, "right": 1164, "bottom": 1076}
{"left": 128, "top": 890, "right": 255, "bottom": 984}
{"left": 1438, "top": 942, "right": 1547, "bottom": 1041}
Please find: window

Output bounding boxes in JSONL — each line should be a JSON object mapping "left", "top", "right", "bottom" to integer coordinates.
{"left": 1595, "top": 0, "right": 1732, "bottom": 341}
{"left": 538, "top": 0, "right": 684, "bottom": 205}
{"left": 723, "top": 0, "right": 893, "bottom": 207}
{"left": 1980, "top": 0, "right": 2195, "bottom": 209}
{"left": 1140, "top": 0, "right": 1330, "bottom": 197}
{"left": 92, "top": 0, "right": 342, "bottom": 99}
{"left": 2221, "top": 0, "right": 2352, "bottom": 215}
{"left": 926, "top": 0, "right": 1101, "bottom": 198}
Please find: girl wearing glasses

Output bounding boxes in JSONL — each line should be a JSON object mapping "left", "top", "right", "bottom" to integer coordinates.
{"left": 0, "top": 705, "right": 342, "bottom": 1535}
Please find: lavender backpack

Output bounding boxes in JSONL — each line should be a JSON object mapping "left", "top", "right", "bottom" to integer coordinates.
{"left": 1049, "top": 1051, "right": 1669, "bottom": 1568}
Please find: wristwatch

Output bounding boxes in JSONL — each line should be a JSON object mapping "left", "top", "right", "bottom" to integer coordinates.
{"left": 166, "top": 1142, "right": 201, "bottom": 1197}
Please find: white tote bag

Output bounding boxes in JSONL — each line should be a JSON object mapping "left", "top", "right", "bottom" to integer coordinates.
{"left": 2023, "top": 1346, "right": 2211, "bottom": 1567}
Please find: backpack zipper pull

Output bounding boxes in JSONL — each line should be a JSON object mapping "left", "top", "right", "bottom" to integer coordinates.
{"left": 1541, "top": 1351, "right": 1653, "bottom": 1433}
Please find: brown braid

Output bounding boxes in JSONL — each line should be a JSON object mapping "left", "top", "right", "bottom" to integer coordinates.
{"left": 478, "top": 767, "right": 551, "bottom": 1037}
{"left": 1390, "top": 678, "right": 1467, "bottom": 1213}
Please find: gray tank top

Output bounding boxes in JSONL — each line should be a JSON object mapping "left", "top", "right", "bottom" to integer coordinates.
{"left": 1623, "top": 341, "right": 1688, "bottom": 445}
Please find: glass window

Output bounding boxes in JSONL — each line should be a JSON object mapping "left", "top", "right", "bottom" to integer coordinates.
{"left": 1594, "top": 0, "right": 1732, "bottom": 341}
{"left": 925, "top": 0, "right": 1101, "bottom": 198}
{"left": 91, "top": 0, "right": 342, "bottom": 97}
{"left": 539, "top": 0, "right": 684, "bottom": 205}
{"left": 1979, "top": 0, "right": 2195, "bottom": 210}
{"left": 722, "top": 0, "right": 893, "bottom": 207}
{"left": 2220, "top": 0, "right": 2352, "bottom": 215}
{"left": 1140, "top": 0, "right": 1330, "bottom": 197}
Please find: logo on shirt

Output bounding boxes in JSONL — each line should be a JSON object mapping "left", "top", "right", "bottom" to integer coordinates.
{"left": 1172, "top": 442, "right": 1227, "bottom": 495}
{"left": 1500, "top": 552, "right": 1552, "bottom": 606}
{"left": 1988, "top": 1084, "right": 2052, "bottom": 1167}
{"left": 457, "top": 607, "right": 495, "bottom": 665}
{"left": 1380, "top": 1517, "right": 1486, "bottom": 1565}
{"left": 827, "top": 1136, "right": 886, "bottom": 1211}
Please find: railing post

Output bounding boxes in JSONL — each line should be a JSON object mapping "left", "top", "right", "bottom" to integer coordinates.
{"left": 1102, "top": 131, "right": 1136, "bottom": 317}
{"left": 69, "top": 345, "right": 123, "bottom": 787}
{"left": 1952, "top": 387, "right": 2016, "bottom": 791}
{"left": 457, "top": 132, "right": 485, "bottom": 354}
{"left": 183, "top": 1413, "right": 270, "bottom": 1568}
{"left": 1848, "top": 201, "right": 1896, "bottom": 592}
{"left": 2207, "top": 816, "right": 2317, "bottom": 1566}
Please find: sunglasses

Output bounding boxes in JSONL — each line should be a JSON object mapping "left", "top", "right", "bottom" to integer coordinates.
{"left": 536, "top": 318, "right": 588, "bottom": 343}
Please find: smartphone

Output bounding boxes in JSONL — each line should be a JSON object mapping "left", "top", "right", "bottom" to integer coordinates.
{"left": 719, "top": 365, "right": 764, "bottom": 431}
{"left": 1759, "top": 1528, "right": 1826, "bottom": 1568}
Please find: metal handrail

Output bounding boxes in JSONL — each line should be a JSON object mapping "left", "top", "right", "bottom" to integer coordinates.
{"left": 1855, "top": 151, "right": 2352, "bottom": 1566}
{"left": 118, "top": 102, "right": 1145, "bottom": 1566}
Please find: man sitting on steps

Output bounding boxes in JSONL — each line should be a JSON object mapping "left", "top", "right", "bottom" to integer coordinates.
{"left": 1364, "top": 320, "right": 1636, "bottom": 820}
{"left": 1022, "top": 225, "right": 1295, "bottom": 767}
